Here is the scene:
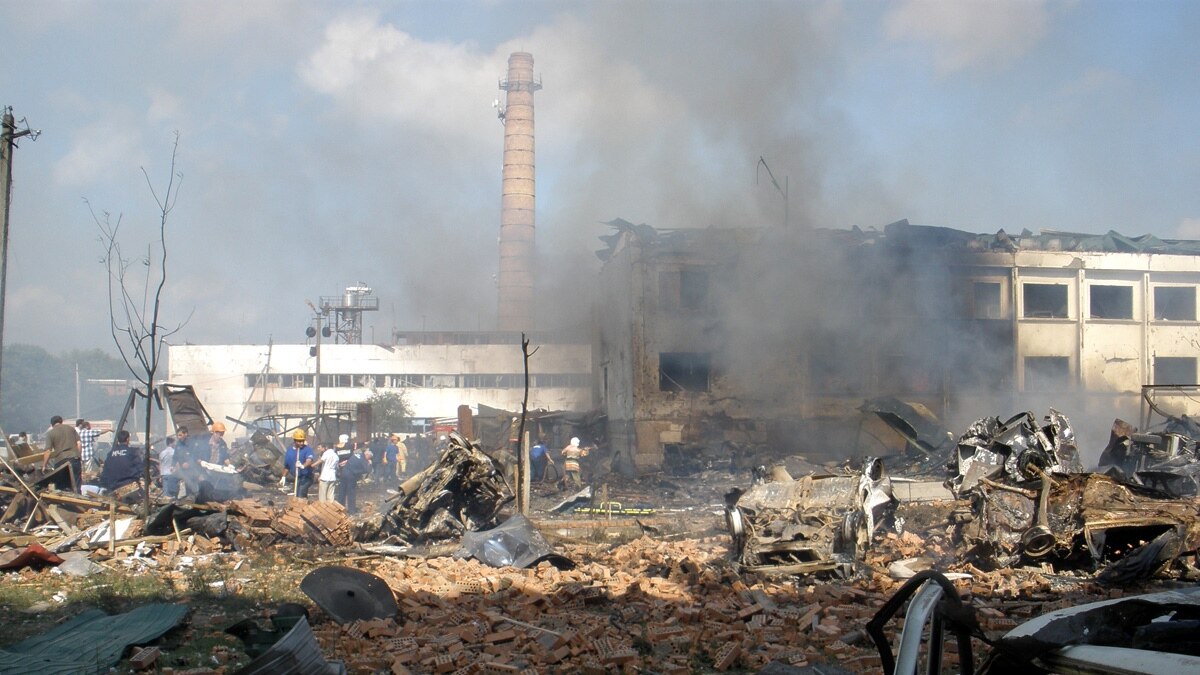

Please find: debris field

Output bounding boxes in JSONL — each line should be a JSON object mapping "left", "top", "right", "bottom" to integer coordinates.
{"left": 0, "top": 411, "right": 1199, "bottom": 673}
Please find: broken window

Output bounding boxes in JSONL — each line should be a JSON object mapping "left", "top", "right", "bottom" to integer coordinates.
{"left": 808, "top": 338, "right": 867, "bottom": 393}
{"left": 660, "top": 352, "right": 711, "bottom": 392}
{"left": 1024, "top": 356, "right": 1071, "bottom": 391}
{"left": 1154, "top": 357, "right": 1198, "bottom": 385}
{"left": 280, "top": 374, "right": 313, "bottom": 388}
{"left": 659, "top": 268, "right": 710, "bottom": 310}
{"left": 425, "top": 375, "right": 457, "bottom": 388}
{"left": 973, "top": 282, "right": 1003, "bottom": 319}
{"left": 879, "top": 355, "right": 937, "bottom": 394}
{"left": 1154, "top": 286, "right": 1197, "bottom": 321}
{"left": 1023, "top": 283, "right": 1069, "bottom": 318}
{"left": 1090, "top": 284, "right": 1133, "bottom": 320}
{"left": 680, "top": 269, "right": 709, "bottom": 309}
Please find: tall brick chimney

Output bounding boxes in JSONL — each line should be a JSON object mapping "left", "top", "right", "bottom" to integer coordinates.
{"left": 497, "top": 52, "right": 541, "bottom": 331}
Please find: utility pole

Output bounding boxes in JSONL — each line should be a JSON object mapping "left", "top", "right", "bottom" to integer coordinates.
{"left": 306, "top": 301, "right": 327, "bottom": 425}
{"left": 315, "top": 311, "right": 323, "bottom": 420}
{"left": 0, "top": 108, "right": 39, "bottom": 411}
{"left": 75, "top": 363, "right": 81, "bottom": 419}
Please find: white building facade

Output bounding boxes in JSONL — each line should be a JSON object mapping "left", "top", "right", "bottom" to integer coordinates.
{"left": 168, "top": 336, "right": 593, "bottom": 433}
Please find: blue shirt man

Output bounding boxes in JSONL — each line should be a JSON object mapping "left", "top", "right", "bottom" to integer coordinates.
{"left": 283, "top": 430, "right": 316, "bottom": 498}
{"left": 530, "top": 441, "right": 551, "bottom": 482}
{"left": 99, "top": 430, "right": 142, "bottom": 493}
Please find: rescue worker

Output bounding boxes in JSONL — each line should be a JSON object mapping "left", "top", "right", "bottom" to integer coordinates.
{"left": 42, "top": 415, "right": 82, "bottom": 492}
{"left": 394, "top": 434, "right": 408, "bottom": 478}
{"left": 159, "top": 436, "right": 180, "bottom": 498}
{"left": 334, "top": 434, "right": 367, "bottom": 514}
{"left": 560, "top": 437, "right": 588, "bottom": 490}
{"left": 173, "top": 425, "right": 202, "bottom": 500}
{"left": 384, "top": 435, "right": 399, "bottom": 480}
{"left": 208, "top": 421, "right": 230, "bottom": 465}
{"left": 98, "top": 429, "right": 143, "bottom": 496}
{"left": 282, "top": 429, "right": 316, "bottom": 498}
{"left": 530, "top": 439, "right": 553, "bottom": 483}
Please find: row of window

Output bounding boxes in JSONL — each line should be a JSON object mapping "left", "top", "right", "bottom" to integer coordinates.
{"left": 244, "top": 373, "right": 592, "bottom": 389}
{"left": 1024, "top": 356, "right": 1197, "bottom": 391}
{"left": 974, "top": 282, "right": 1197, "bottom": 321}
{"left": 656, "top": 350, "right": 1199, "bottom": 395}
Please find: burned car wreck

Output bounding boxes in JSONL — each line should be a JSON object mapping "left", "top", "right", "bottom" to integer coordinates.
{"left": 946, "top": 410, "right": 1200, "bottom": 582}
{"left": 947, "top": 408, "right": 1083, "bottom": 498}
{"left": 373, "top": 433, "right": 513, "bottom": 543}
{"left": 1099, "top": 416, "right": 1200, "bottom": 498}
{"left": 725, "top": 457, "right": 898, "bottom": 575}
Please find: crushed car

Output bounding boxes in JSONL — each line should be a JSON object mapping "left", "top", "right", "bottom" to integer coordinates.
{"left": 373, "top": 432, "right": 512, "bottom": 543}
{"left": 945, "top": 409, "right": 1200, "bottom": 582}
{"left": 1099, "top": 417, "right": 1200, "bottom": 498}
{"left": 954, "top": 468, "right": 1200, "bottom": 582}
{"left": 724, "top": 457, "right": 898, "bottom": 576}
{"left": 947, "top": 408, "right": 1083, "bottom": 498}
{"left": 872, "top": 571, "right": 1200, "bottom": 674}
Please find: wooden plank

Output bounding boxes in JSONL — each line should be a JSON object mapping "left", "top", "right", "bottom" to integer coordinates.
{"left": 1, "top": 494, "right": 27, "bottom": 523}
{"left": 45, "top": 505, "right": 78, "bottom": 535}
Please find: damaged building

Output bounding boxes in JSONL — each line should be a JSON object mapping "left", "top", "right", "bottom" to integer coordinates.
{"left": 596, "top": 219, "right": 1200, "bottom": 473}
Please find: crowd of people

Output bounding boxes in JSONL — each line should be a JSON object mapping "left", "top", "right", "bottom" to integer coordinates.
{"left": 30, "top": 416, "right": 145, "bottom": 498}
{"left": 29, "top": 415, "right": 597, "bottom": 511}
{"left": 277, "top": 430, "right": 412, "bottom": 514}
{"left": 27, "top": 416, "right": 417, "bottom": 514}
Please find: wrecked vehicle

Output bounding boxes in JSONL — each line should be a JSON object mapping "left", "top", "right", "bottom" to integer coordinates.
{"left": 948, "top": 408, "right": 1083, "bottom": 498}
{"left": 873, "top": 572, "right": 1200, "bottom": 674}
{"left": 1099, "top": 417, "right": 1200, "bottom": 498}
{"left": 947, "top": 408, "right": 1200, "bottom": 582}
{"left": 725, "top": 457, "right": 898, "bottom": 575}
{"left": 955, "top": 471, "right": 1200, "bottom": 582}
{"left": 374, "top": 432, "right": 512, "bottom": 543}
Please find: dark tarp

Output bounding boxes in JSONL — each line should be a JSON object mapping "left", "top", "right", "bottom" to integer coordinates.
{"left": 0, "top": 603, "right": 188, "bottom": 675}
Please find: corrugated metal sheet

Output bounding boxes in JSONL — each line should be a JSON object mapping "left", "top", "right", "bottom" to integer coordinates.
{"left": 0, "top": 603, "right": 188, "bottom": 675}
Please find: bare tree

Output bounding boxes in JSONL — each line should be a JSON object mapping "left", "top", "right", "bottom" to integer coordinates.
{"left": 88, "top": 132, "right": 189, "bottom": 517}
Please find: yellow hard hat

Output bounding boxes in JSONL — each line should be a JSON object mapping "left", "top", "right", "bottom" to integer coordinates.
{"left": 211, "top": 422, "right": 226, "bottom": 433}
{"left": 292, "top": 429, "right": 307, "bottom": 440}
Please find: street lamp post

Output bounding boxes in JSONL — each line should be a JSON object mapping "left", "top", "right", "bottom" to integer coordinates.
{"left": 306, "top": 301, "right": 330, "bottom": 426}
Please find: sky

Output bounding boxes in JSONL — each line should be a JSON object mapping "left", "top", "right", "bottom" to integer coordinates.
{"left": 1, "top": 0, "right": 1199, "bottom": 354}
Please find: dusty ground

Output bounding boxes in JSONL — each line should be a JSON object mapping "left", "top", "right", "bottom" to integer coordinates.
{"left": 0, "top": 471, "right": 1181, "bottom": 674}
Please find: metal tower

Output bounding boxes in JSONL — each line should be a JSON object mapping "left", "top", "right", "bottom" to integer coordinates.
{"left": 319, "top": 284, "right": 379, "bottom": 344}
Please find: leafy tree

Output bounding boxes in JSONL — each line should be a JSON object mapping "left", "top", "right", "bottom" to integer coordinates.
{"left": 0, "top": 345, "right": 129, "bottom": 435}
{"left": 367, "top": 390, "right": 412, "bottom": 433}
{"left": 0, "top": 344, "right": 70, "bottom": 434}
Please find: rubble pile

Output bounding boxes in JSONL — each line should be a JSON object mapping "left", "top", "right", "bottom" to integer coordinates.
{"left": 0, "top": 489, "right": 356, "bottom": 560}
{"left": 305, "top": 535, "right": 1137, "bottom": 674}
